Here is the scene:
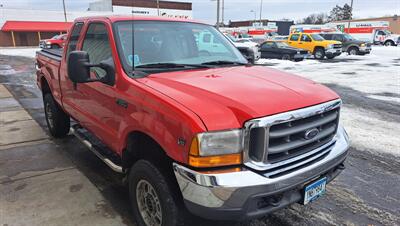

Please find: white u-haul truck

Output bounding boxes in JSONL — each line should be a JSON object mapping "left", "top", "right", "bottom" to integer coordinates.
{"left": 327, "top": 21, "right": 400, "bottom": 46}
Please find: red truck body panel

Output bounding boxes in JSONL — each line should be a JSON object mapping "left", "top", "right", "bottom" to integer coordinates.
{"left": 36, "top": 16, "right": 338, "bottom": 165}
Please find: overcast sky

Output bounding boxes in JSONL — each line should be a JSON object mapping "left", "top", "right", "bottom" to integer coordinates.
{"left": 1, "top": 0, "right": 399, "bottom": 23}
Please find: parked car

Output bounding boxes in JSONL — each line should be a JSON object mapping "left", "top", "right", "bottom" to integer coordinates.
{"left": 225, "top": 33, "right": 261, "bottom": 62}
{"left": 260, "top": 41, "right": 308, "bottom": 61}
{"left": 36, "top": 16, "right": 349, "bottom": 226}
{"left": 39, "top": 34, "right": 67, "bottom": 49}
{"left": 319, "top": 33, "right": 372, "bottom": 55}
{"left": 287, "top": 33, "right": 342, "bottom": 59}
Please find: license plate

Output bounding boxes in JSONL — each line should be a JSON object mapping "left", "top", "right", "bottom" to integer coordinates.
{"left": 303, "top": 177, "right": 327, "bottom": 205}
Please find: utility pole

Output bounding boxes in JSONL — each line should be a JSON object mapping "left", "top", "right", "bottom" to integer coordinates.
{"left": 347, "top": 0, "right": 353, "bottom": 33}
{"left": 156, "top": 0, "right": 160, "bottom": 16}
{"left": 216, "top": 0, "right": 220, "bottom": 29}
{"left": 221, "top": 0, "right": 224, "bottom": 26}
{"left": 62, "top": 0, "right": 67, "bottom": 22}
{"left": 259, "top": 0, "right": 263, "bottom": 24}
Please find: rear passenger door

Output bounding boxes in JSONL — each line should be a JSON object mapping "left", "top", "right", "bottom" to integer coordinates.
{"left": 300, "top": 34, "right": 313, "bottom": 52}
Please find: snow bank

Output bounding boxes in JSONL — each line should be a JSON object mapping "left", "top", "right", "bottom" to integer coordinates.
{"left": 0, "top": 48, "right": 40, "bottom": 58}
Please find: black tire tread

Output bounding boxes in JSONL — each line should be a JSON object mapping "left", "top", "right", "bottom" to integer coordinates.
{"left": 44, "top": 93, "right": 70, "bottom": 138}
{"left": 129, "top": 160, "right": 183, "bottom": 226}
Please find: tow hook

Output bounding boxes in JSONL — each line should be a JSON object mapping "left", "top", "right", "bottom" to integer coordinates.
{"left": 337, "top": 163, "right": 346, "bottom": 170}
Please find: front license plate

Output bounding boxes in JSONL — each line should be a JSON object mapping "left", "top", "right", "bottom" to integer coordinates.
{"left": 303, "top": 177, "right": 327, "bottom": 205}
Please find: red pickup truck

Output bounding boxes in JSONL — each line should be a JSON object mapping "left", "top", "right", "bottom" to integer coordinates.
{"left": 39, "top": 34, "right": 68, "bottom": 49}
{"left": 36, "top": 16, "right": 350, "bottom": 226}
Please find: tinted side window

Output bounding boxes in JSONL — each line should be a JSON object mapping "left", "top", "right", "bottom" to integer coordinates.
{"left": 332, "top": 34, "right": 343, "bottom": 41}
{"left": 66, "top": 23, "right": 84, "bottom": 57}
{"left": 203, "top": 34, "right": 211, "bottom": 43}
{"left": 301, "top": 34, "right": 312, "bottom": 42}
{"left": 322, "top": 34, "right": 332, "bottom": 40}
{"left": 262, "top": 42, "right": 274, "bottom": 49}
{"left": 290, "top": 34, "right": 300, "bottom": 41}
{"left": 82, "top": 23, "right": 112, "bottom": 78}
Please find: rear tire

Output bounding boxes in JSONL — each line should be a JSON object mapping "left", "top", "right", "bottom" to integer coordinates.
{"left": 313, "top": 48, "right": 325, "bottom": 60}
{"left": 384, "top": 40, "right": 395, "bottom": 46}
{"left": 129, "top": 160, "right": 183, "bottom": 226}
{"left": 43, "top": 93, "right": 70, "bottom": 138}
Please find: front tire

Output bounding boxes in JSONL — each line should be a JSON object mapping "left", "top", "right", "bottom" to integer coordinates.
{"left": 348, "top": 47, "right": 359, "bottom": 55}
{"left": 43, "top": 93, "right": 70, "bottom": 138}
{"left": 314, "top": 48, "right": 325, "bottom": 60}
{"left": 282, "top": 54, "right": 291, "bottom": 60}
{"left": 129, "top": 160, "right": 183, "bottom": 226}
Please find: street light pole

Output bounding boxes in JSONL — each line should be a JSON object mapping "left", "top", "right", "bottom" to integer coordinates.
{"left": 156, "top": 0, "right": 160, "bottom": 16}
{"left": 347, "top": 0, "right": 353, "bottom": 33}
{"left": 259, "top": 0, "right": 263, "bottom": 24}
{"left": 250, "top": 10, "right": 256, "bottom": 25}
{"left": 62, "top": 0, "right": 67, "bottom": 22}
{"left": 216, "top": 0, "right": 220, "bottom": 29}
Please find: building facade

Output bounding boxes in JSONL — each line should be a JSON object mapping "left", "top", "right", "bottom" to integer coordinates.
{"left": 229, "top": 19, "right": 295, "bottom": 35}
{"left": 0, "top": 0, "right": 192, "bottom": 47}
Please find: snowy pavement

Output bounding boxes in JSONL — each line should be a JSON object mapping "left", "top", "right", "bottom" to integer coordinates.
{"left": 257, "top": 46, "right": 400, "bottom": 157}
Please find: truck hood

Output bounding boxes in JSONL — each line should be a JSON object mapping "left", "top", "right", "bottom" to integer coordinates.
{"left": 139, "top": 66, "right": 339, "bottom": 131}
{"left": 315, "top": 40, "right": 341, "bottom": 46}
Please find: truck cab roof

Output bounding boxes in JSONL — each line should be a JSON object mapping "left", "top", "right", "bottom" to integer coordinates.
{"left": 74, "top": 15, "right": 205, "bottom": 25}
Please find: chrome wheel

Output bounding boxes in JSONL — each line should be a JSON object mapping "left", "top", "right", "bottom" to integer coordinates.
{"left": 45, "top": 101, "right": 54, "bottom": 129}
{"left": 136, "top": 180, "right": 162, "bottom": 226}
{"left": 349, "top": 48, "right": 357, "bottom": 55}
{"left": 315, "top": 50, "right": 324, "bottom": 59}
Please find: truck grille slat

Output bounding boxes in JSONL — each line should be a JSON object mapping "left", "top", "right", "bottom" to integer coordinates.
{"left": 269, "top": 111, "right": 338, "bottom": 138}
{"left": 243, "top": 100, "right": 341, "bottom": 175}
{"left": 268, "top": 123, "right": 337, "bottom": 154}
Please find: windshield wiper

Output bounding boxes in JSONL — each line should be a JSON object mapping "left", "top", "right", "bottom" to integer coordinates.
{"left": 135, "top": 63, "right": 211, "bottom": 69}
{"left": 201, "top": 60, "right": 249, "bottom": 66}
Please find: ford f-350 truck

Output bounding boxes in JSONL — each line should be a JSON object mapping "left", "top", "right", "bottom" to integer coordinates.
{"left": 36, "top": 16, "right": 350, "bottom": 226}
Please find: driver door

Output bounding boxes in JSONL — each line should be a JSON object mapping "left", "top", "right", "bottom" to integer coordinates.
{"left": 75, "top": 22, "right": 119, "bottom": 151}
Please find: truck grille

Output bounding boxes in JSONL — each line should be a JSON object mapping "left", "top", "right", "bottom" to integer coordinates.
{"left": 333, "top": 44, "right": 342, "bottom": 49}
{"left": 243, "top": 100, "right": 341, "bottom": 176}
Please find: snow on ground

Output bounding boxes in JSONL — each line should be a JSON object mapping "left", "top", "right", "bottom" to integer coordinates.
{"left": 258, "top": 46, "right": 400, "bottom": 156}
{"left": 0, "top": 47, "right": 40, "bottom": 58}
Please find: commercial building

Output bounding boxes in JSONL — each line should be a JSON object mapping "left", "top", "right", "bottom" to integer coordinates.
{"left": 229, "top": 19, "right": 295, "bottom": 35}
{"left": 0, "top": 0, "right": 192, "bottom": 47}
{"left": 334, "top": 15, "right": 399, "bottom": 34}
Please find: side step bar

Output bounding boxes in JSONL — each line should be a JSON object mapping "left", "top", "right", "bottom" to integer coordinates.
{"left": 70, "top": 126, "right": 123, "bottom": 173}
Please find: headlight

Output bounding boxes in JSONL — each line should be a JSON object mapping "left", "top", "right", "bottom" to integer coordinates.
{"left": 360, "top": 43, "right": 366, "bottom": 47}
{"left": 297, "top": 51, "right": 300, "bottom": 54}
{"left": 189, "top": 129, "right": 243, "bottom": 167}
{"left": 46, "top": 41, "right": 51, "bottom": 45}
{"left": 326, "top": 44, "right": 334, "bottom": 49}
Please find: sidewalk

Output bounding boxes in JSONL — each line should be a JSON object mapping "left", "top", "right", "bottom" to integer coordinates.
{"left": 0, "top": 84, "right": 126, "bottom": 225}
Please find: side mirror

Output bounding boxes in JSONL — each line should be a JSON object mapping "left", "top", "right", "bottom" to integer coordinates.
{"left": 67, "top": 51, "right": 115, "bottom": 86}
{"left": 67, "top": 51, "right": 92, "bottom": 83}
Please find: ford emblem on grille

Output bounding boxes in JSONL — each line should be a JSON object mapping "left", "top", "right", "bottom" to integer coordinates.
{"left": 304, "top": 128, "right": 319, "bottom": 140}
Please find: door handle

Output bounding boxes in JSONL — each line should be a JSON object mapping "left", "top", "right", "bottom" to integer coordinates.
{"left": 116, "top": 98, "right": 128, "bottom": 108}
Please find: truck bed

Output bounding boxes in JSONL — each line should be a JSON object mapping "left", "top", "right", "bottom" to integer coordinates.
{"left": 37, "top": 48, "right": 63, "bottom": 62}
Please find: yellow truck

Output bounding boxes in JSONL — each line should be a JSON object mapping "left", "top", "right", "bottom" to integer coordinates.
{"left": 287, "top": 33, "right": 342, "bottom": 59}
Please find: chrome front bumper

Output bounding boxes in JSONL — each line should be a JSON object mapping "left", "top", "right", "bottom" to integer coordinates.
{"left": 173, "top": 126, "right": 349, "bottom": 220}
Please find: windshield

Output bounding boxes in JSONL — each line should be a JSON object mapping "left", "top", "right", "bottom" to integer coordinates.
{"left": 311, "top": 34, "right": 325, "bottom": 41}
{"left": 343, "top": 33, "right": 355, "bottom": 40}
{"left": 383, "top": 30, "right": 391, "bottom": 35}
{"left": 51, "top": 35, "right": 60, "bottom": 39}
{"left": 275, "top": 42, "right": 290, "bottom": 48}
{"left": 114, "top": 21, "right": 247, "bottom": 74}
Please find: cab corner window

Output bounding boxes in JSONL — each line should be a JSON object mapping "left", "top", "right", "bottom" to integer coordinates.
{"left": 66, "top": 22, "right": 84, "bottom": 57}
{"left": 82, "top": 23, "right": 113, "bottom": 79}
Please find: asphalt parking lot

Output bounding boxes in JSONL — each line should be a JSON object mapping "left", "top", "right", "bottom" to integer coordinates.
{"left": 0, "top": 47, "right": 399, "bottom": 226}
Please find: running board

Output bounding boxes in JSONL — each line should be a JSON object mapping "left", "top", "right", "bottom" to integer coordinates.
{"left": 70, "top": 126, "right": 123, "bottom": 173}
